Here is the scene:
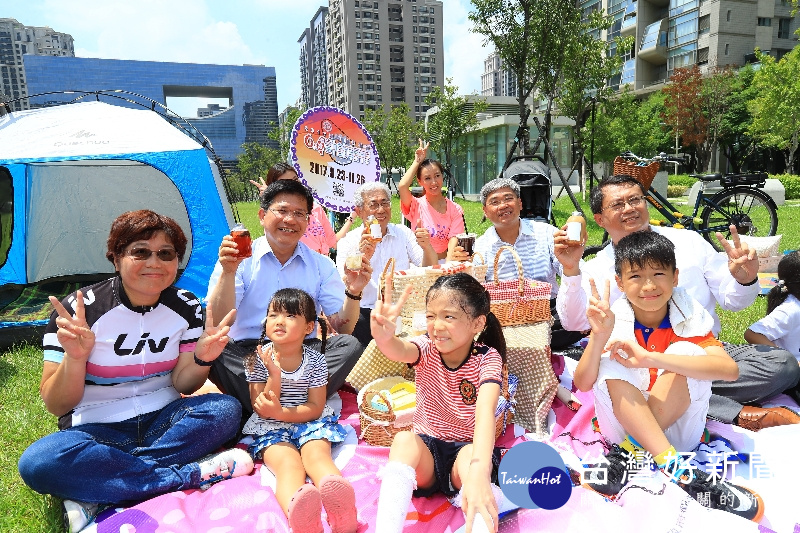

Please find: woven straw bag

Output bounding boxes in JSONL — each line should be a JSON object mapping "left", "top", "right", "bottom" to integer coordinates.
{"left": 483, "top": 246, "right": 551, "bottom": 327}
{"left": 379, "top": 257, "right": 436, "bottom": 319}
{"left": 470, "top": 252, "right": 489, "bottom": 283}
{"left": 613, "top": 156, "right": 660, "bottom": 190}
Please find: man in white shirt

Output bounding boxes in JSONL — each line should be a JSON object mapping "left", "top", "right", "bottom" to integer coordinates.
{"left": 555, "top": 174, "right": 800, "bottom": 430}
{"left": 471, "top": 178, "right": 585, "bottom": 349}
{"left": 336, "top": 182, "right": 437, "bottom": 344}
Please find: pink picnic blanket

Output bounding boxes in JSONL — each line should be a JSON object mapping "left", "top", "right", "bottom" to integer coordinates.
{"left": 84, "top": 356, "right": 799, "bottom": 533}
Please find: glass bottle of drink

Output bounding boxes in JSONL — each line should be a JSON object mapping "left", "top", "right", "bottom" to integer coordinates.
{"left": 369, "top": 215, "right": 382, "bottom": 242}
{"left": 565, "top": 211, "right": 587, "bottom": 246}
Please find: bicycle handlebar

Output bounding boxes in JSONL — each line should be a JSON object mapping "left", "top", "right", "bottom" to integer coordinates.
{"left": 620, "top": 151, "right": 686, "bottom": 164}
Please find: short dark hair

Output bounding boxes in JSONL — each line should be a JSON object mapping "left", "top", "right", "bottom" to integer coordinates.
{"left": 614, "top": 230, "right": 676, "bottom": 275}
{"left": 589, "top": 175, "right": 645, "bottom": 215}
{"left": 106, "top": 210, "right": 187, "bottom": 264}
{"left": 265, "top": 162, "right": 297, "bottom": 186}
{"left": 260, "top": 179, "right": 313, "bottom": 213}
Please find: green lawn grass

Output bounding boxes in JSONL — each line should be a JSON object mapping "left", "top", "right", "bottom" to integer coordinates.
{"left": 2, "top": 192, "right": 798, "bottom": 531}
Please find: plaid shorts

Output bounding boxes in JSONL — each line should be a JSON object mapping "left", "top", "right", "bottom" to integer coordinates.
{"left": 247, "top": 414, "right": 347, "bottom": 459}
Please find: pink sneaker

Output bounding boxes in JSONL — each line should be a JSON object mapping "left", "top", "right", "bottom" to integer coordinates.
{"left": 320, "top": 474, "right": 358, "bottom": 533}
{"left": 287, "top": 484, "right": 323, "bottom": 533}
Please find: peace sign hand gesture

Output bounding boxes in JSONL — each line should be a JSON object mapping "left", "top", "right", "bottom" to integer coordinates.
{"left": 414, "top": 138, "right": 430, "bottom": 165}
{"left": 370, "top": 272, "right": 413, "bottom": 344}
{"left": 249, "top": 176, "right": 268, "bottom": 194}
{"left": 716, "top": 224, "right": 758, "bottom": 285}
{"left": 586, "top": 278, "right": 614, "bottom": 338}
{"left": 194, "top": 304, "right": 237, "bottom": 364}
{"left": 49, "top": 291, "right": 95, "bottom": 362}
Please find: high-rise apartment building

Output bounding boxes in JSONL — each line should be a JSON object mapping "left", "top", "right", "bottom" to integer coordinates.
{"left": 481, "top": 51, "right": 517, "bottom": 97}
{"left": 299, "top": 7, "right": 330, "bottom": 108}
{"left": 325, "top": 0, "right": 444, "bottom": 122}
{"left": 0, "top": 18, "right": 74, "bottom": 112}
{"left": 608, "top": 0, "right": 798, "bottom": 94}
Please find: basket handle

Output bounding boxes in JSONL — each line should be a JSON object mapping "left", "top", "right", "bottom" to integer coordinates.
{"left": 361, "top": 389, "right": 397, "bottom": 417}
{"left": 472, "top": 251, "right": 485, "bottom": 266}
{"left": 491, "top": 245, "right": 525, "bottom": 296}
{"left": 378, "top": 257, "right": 396, "bottom": 302}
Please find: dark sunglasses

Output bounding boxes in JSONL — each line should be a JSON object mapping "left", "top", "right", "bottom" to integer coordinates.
{"left": 126, "top": 248, "right": 178, "bottom": 262}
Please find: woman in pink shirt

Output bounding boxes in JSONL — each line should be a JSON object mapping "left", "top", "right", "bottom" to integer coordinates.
{"left": 251, "top": 162, "right": 353, "bottom": 256}
{"left": 397, "top": 140, "right": 465, "bottom": 260}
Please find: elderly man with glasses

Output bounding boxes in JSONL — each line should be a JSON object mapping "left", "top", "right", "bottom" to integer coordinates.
{"left": 555, "top": 174, "right": 800, "bottom": 431}
{"left": 469, "top": 178, "right": 585, "bottom": 350}
{"left": 206, "top": 179, "right": 372, "bottom": 430}
{"left": 336, "top": 181, "right": 438, "bottom": 345}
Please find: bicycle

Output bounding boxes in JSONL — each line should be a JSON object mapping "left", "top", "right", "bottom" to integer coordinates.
{"left": 609, "top": 151, "right": 779, "bottom": 252}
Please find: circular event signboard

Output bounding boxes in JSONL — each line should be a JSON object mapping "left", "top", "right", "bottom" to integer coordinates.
{"left": 289, "top": 106, "right": 381, "bottom": 213}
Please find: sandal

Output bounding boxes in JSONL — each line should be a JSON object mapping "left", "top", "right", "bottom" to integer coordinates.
{"left": 320, "top": 474, "right": 358, "bottom": 533}
{"left": 287, "top": 484, "right": 323, "bottom": 533}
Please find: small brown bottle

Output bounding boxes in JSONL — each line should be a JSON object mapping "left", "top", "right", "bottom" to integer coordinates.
{"left": 565, "top": 211, "right": 587, "bottom": 246}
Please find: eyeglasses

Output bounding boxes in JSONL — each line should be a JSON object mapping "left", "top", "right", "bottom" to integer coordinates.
{"left": 602, "top": 195, "right": 645, "bottom": 213}
{"left": 365, "top": 200, "right": 391, "bottom": 210}
{"left": 487, "top": 194, "right": 517, "bottom": 207}
{"left": 126, "top": 248, "right": 178, "bottom": 262}
{"left": 268, "top": 208, "right": 310, "bottom": 221}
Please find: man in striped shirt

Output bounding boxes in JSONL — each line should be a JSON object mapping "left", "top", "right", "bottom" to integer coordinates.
{"left": 473, "top": 178, "right": 585, "bottom": 350}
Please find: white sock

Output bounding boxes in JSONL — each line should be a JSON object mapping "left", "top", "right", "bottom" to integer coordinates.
{"left": 375, "top": 461, "right": 417, "bottom": 533}
{"left": 449, "top": 483, "right": 505, "bottom": 533}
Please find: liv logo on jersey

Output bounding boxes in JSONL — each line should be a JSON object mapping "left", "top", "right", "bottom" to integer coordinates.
{"left": 114, "top": 333, "right": 170, "bottom": 355}
{"left": 498, "top": 441, "right": 572, "bottom": 510}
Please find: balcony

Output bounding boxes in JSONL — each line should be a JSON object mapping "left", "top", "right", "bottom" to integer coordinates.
{"left": 620, "top": 2, "right": 637, "bottom": 36}
{"left": 639, "top": 20, "right": 668, "bottom": 64}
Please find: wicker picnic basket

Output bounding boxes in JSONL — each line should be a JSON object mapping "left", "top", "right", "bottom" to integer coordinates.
{"left": 358, "top": 376, "right": 416, "bottom": 446}
{"left": 483, "top": 246, "right": 551, "bottom": 327}
{"left": 613, "top": 156, "right": 660, "bottom": 190}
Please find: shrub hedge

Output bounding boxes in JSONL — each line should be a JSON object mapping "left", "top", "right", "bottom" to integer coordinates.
{"left": 772, "top": 174, "right": 800, "bottom": 200}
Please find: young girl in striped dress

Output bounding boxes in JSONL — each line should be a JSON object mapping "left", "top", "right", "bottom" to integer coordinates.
{"left": 370, "top": 272, "right": 507, "bottom": 533}
{"left": 242, "top": 288, "right": 356, "bottom": 533}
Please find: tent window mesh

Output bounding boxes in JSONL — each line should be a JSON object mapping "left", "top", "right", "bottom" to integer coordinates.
{"left": 0, "top": 167, "right": 11, "bottom": 267}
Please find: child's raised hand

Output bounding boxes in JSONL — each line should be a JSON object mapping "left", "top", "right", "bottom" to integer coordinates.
{"left": 587, "top": 278, "right": 614, "bottom": 336}
{"left": 253, "top": 389, "right": 282, "bottom": 419}
{"left": 414, "top": 138, "right": 429, "bottom": 165}
{"left": 371, "top": 272, "right": 413, "bottom": 342}
{"left": 257, "top": 344, "right": 281, "bottom": 379}
{"left": 49, "top": 291, "right": 95, "bottom": 362}
{"left": 605, "top": 338, "right": 652, "bottom": 368}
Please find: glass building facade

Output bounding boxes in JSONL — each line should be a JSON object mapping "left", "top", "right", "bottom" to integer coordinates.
{"left": 22, "top": 55, "right": 278, "bottom": 164}
{"left": 440, "top": 115, "right": 575, "bottom": 196}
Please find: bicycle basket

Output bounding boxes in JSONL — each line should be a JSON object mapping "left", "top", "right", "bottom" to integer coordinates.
{"left": 720, "top": 173, "right": 767, "bottom": 188}
{"left": 613, "top": 156, "right": 660, "bottom": 190}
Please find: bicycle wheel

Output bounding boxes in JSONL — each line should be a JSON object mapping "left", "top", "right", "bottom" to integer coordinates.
{"left": 700, "top": 187, "right": 778, "bottom": 251}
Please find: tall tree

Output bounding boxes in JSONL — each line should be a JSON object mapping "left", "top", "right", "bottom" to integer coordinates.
{"left": 585, "top": 90, "right": 671, "bottom": 167}
{"left": 718, "top": 65, "right": 757, "bottom": 173}
{"left": 363, "top": 103, "right": 420, "bottom": 186}
{"left": 231, "top": 142, "right": 280, "bottom": 202}
{"left": 749, "top": 48, "right": 800, "bottom": 174}
{"left": 469, "top": 0, "right": 585, "bottom": 154}
{"left": 662, "top": 65, "right": 736, "bottom": 172}
{"left": 424, "top": 79, "right": 488, "bottom": 173}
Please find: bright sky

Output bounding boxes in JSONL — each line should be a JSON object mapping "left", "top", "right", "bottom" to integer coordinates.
{"left": 3, "top": 0, "right": 489, "bottom": 117}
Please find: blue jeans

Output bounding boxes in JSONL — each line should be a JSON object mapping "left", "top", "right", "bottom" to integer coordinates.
{"left": 18, "top": 394, "right": 241, "bottom": 505}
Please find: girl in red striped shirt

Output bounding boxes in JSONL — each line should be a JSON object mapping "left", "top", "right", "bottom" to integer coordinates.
{"left": 370, "top": 272, "right": 507, "bottom": 533}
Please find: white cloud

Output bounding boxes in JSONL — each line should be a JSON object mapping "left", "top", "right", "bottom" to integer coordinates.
{"left": 43, "top": 0, "right": 266, "bottom": 66}
{"left": 443, "top": 0, "right": 490, "bottom": 95}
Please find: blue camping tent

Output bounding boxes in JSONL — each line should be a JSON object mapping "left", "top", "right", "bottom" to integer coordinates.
{"left": 0, "top": 101, "right": 234, "bottom": 344}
